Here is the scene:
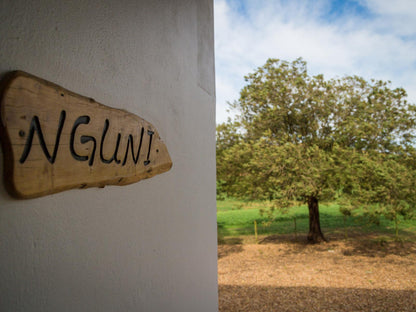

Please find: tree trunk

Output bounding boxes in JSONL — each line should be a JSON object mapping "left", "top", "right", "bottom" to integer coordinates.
{"left": 307, "top": 196, "right": 327, "bottom": 244}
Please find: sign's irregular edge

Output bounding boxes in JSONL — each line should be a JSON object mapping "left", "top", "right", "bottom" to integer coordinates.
{"left": 0, "top": 71, "right": 173, "bottom": 199}
{"left": 0, "top": 71, "right": 20, "bottom": 198}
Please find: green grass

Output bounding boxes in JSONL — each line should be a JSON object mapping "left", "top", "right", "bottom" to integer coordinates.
{"left": 217, "top": 198, "right": 416, "bottom": 239}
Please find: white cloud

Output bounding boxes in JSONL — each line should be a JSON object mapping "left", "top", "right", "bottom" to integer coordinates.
{"left": 215, "top": 0, "right": 416, "bottom": 124}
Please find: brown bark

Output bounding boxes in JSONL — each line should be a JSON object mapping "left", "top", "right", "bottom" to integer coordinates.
{"left": 307, "top": 196, "right": 327, "bottom": 243}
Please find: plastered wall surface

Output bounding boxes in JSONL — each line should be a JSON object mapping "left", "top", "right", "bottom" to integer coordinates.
{"left": 0, "top": 1, "right": 217, "bottom": 311}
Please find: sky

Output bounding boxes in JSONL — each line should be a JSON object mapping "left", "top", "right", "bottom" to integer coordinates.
{"left": 214, "top": 0, "right": 416, "bottom": 124}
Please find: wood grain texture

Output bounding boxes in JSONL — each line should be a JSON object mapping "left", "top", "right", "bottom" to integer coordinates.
{"left": 0, "top": 71, "right": 172, "bottom": 199}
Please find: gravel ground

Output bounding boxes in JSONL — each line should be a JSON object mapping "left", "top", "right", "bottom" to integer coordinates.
{"left": 218, "top": 234, "right": 416, "bottom": 312}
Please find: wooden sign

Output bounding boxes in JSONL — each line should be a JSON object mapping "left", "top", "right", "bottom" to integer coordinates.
{"left": 0, "top": 71, "right": 172, "bottom": 199}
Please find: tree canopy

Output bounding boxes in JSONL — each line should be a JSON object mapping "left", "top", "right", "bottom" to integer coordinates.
{"left": 217, "top": 58, "right": 416, "bottom": 243}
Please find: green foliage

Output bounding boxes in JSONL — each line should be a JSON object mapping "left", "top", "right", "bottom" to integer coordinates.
{"left": 339, "top": 150, "right": 416, "bottom": 238}
{"left": 217, "top": 58, "right": 416, "bottom": 236}
{"left": 232, "top": 58, "right": 416, "bottom": 152}
{"left": 216, "top": 180, "right": 227, "bottom": 200}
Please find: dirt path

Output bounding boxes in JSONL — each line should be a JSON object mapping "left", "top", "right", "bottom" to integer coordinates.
{"left": 218, "top": 235, "right": 416, "bottom": 311}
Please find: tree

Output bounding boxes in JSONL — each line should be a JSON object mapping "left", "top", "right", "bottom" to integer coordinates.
{"left": 217, "top": 58, "right": 416, "bottom": 243}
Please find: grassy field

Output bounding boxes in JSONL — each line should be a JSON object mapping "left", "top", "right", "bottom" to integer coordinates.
{"left": 217, "top": 198, "right": 416, "bottom": 241}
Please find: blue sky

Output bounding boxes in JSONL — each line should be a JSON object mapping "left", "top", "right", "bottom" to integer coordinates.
{"left": 215, "top": 0, "right": 416, "bottom": 124}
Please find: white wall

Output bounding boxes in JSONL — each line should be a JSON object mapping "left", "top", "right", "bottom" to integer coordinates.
{"left": 0, "top": 1, "right": 217, "bottom": 311}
